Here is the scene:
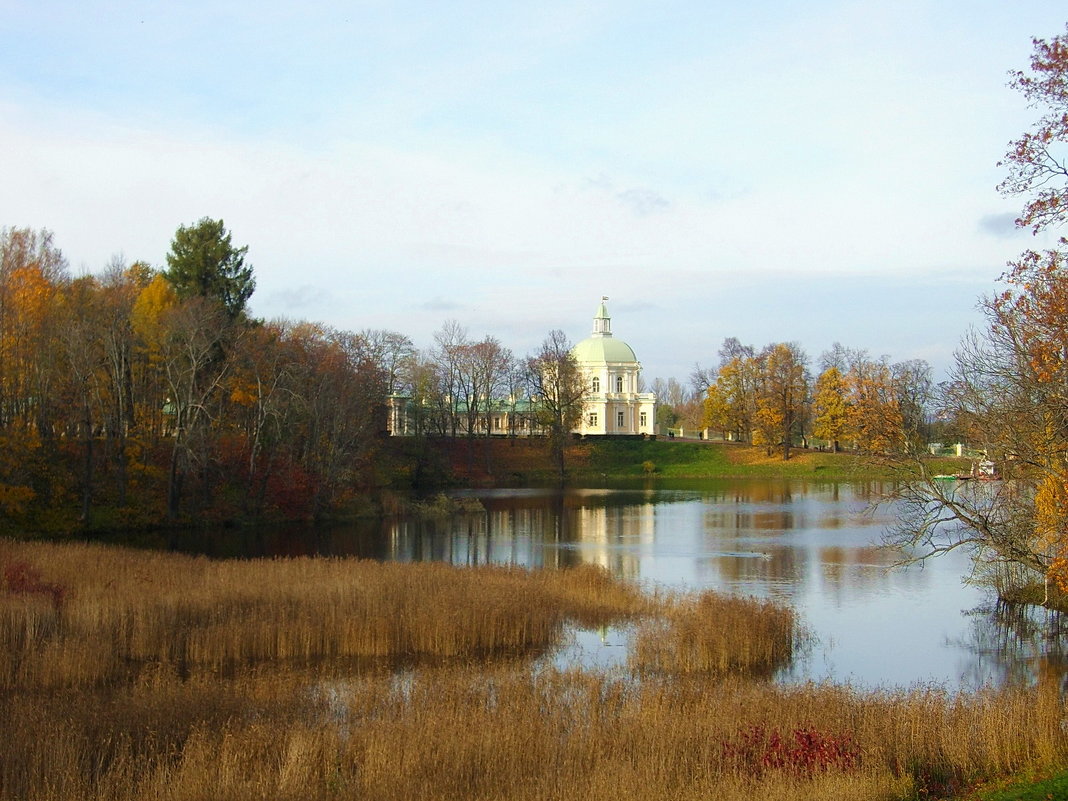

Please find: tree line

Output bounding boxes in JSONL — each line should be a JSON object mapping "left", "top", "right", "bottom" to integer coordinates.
{"left": 0, "top": 221, "right": 396, "bottom": 528}
{"left": 0, "top": 218, "right": 592, "bottom": 530}
{"left": 683, "top": 339, "right": 935, "bottom": 461}
{"left": 0, "top": 215, "right": 944, "bottom": 531}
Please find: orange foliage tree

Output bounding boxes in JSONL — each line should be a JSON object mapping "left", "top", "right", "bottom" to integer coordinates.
{"left": 753, "top": 343, "right": 809, "bottom": 460}
{"left": 845, "top": 359, "right": 905, "bottom": 457}
{"left": 886, "top": 27, "right": 1068, "bottom": 599}
{"left": 998, "top": 24, "right": 1068, "bottom": 233}
{"left": 701, "top": 356, "right": 757, "bottom": 444}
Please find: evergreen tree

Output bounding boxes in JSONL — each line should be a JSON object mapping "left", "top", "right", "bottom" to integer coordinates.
{"left": 164, "top": 218, "right": 254, "bottom": 320}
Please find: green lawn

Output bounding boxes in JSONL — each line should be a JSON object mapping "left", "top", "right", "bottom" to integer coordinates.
{"left": 969, "top": 771, "right": 1068, "bottom": 800}
{"left": 568, "top": 439, "right": 896, "bottom": 481}
{"left": 414, "top": 436, "right": 970, "bottom": 486}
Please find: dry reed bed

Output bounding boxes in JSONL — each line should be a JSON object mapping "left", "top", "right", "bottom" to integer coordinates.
{"left": 0, "top": 538, "right": 653, "bottom": 688}
{"left": 4, "top": 538, "right": 1064, "bottom": 800}
{"left": 3, "top": 666, "right": 1066, "bottom": 801}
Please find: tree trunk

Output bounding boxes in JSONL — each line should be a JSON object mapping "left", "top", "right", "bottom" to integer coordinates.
{"left": 80, "top": 399, "right": 93, "bottom": 525}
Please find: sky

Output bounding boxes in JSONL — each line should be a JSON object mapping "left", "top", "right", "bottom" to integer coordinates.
{"left": 1, "top": 1, "right": 1065, "bottom": 385}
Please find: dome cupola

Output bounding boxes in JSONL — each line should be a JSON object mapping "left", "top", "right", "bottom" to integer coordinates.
{"left": 572, "top": 297, "right": 637, "bottom": 363}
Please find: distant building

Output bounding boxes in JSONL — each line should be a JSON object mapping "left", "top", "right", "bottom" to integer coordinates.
{"left": 571, "top": 299, "right": 657, "bottom": 437}
{"left": 387, "top": 298, "right": 657, "bottom": 437}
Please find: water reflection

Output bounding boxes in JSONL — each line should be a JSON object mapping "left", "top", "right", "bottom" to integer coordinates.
{"left": 956, "top": 602, "right": 1068, "bottom": 691}
{"left": 155, "top": 479, "right": 1065, "bottom": 690}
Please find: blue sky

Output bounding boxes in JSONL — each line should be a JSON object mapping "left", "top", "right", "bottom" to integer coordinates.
{"left": 1, "top": 1, "right": 1064, "bottom": 384}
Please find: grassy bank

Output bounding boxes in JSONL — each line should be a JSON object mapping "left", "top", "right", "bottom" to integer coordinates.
{"left": 3, "top": 539, "right": 1066, "bottom": 801}
{"left": 411, "top": 436, "right": 968, "bottom": 485}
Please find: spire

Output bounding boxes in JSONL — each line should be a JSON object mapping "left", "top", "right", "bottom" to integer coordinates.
{"left": 593, "top": 296, "right": 612, "bottom": 337}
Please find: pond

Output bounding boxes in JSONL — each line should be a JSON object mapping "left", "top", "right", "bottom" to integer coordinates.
{"left": 166, "top": 478, "right": 1067, "bottom": 690}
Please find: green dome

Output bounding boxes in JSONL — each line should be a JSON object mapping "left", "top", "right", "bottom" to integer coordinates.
{"left": 572, "top": 336, "right": 637, "bottom": 363}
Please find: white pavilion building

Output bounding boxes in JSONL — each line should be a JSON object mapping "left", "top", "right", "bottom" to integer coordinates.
{"left": 571, "top": 299, "right": 657, "bottom": 437}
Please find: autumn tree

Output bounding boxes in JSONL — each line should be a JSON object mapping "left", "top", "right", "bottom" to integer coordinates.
{"left": 886, "top": 27, "right": 1068, "bottom": 601}
{"left": 130, "top": 273, "right": 178, "bottom": 440}
{"left": 164, "top": 218, "right": 255, "bottom": 321}
{"left": 224, "top": 320, "right": 297, "bottom": 515}
{"left": 887, "top": 247, "right": 1068, "bottom": 589}
{"left": 752, "top": 343, "right": 809, "bottom": 460}
{"left": 0, "top": 227, "right": 68, "bottom": 432}
{"left": 845, "top": 357, "right": 905, "bottom": 455}
{"left": 812, "top": 366, "right": 849, "bottom": 452}
{"left": 703, "top": 353, "right": 758, "bottom": 443}
{"left": 701, "top": 381, "right": 729, "bottom": 439}
{"left": 998, "top": 24, "right": 1068, "bottom": 233}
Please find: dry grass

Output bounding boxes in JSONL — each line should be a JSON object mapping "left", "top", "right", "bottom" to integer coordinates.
{"left": 2, "top": 538, "right": 1066, "bottom": 801}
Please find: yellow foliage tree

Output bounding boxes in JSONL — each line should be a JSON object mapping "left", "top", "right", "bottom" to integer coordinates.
{"left": 812, "top": 367, "right": 849, "bottom": 452}
{"left": 846, "top": 362, "right": 904, "bottom": 455}
{"left": 1035, "top": 470, "right": 1068, "bottom": 595}
{"left": 130, "top": 274, "right": 177, "bottom": 359}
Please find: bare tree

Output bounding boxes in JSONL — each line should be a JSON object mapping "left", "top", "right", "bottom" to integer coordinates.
{"left": 526, "top": 330, "right": 586, "bottom": 483}
{"left": 359, "top": 328, "right": 416, "bottom": 396}
{"left": 432, "top": 320, "right": 468, "bottom": 437}
{"left": 156, "top": 297, "right": 236, "bottom": 520}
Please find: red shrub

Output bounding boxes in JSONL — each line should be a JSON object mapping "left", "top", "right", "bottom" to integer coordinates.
{"left": 3, "top": 560, "right": 67, "bottom": 609}
{"left": 721, "top": 724, "right": 861, "bottom": 777}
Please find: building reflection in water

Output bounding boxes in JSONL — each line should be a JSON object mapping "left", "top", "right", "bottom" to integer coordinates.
{"left": 382, "top": 490, "right": 652, "bottom": 581}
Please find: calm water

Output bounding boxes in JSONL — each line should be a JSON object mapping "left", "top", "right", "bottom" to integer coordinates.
{"left": 165, "top": 478, "right": 1067, "bottom": 690}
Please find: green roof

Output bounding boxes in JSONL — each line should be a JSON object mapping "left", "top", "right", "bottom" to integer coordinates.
{"left": 572, "top": 336, "right": 637, "bottom": 363}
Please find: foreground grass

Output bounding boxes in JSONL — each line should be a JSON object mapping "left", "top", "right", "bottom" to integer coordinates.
{"left": 2, "top": 538, "right": 1065, "bottom": 801}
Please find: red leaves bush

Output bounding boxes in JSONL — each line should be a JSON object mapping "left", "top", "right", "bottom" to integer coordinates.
{"left": 2, "top": 560, "right": 66, "bottom": 609}
{"left": 721, "top": 724, "right": 861, "bottom": 777}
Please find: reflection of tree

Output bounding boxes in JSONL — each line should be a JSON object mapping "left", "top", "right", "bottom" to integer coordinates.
{"left": 956, "top": 600, "right": 1068, "bottom": 690}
